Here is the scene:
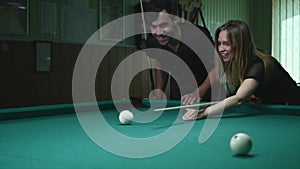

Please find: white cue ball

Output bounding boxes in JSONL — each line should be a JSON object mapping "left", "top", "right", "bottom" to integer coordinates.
{"left": 119, "top": 110, "right": 134, "bottom": 125}
{"left": 230, "top": 133, "right": 252, "bottom": 155}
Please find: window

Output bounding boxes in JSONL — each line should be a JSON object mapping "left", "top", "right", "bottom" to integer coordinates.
{"left": 272, "top": 0, "right": 300, "bottom": 83}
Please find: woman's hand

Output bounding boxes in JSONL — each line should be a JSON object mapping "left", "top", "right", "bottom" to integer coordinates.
{"left": 181, "top": 91, "right": 200, "bottom": 105}
{"left": 247, "top": 95, "right": 261, "bottom": 104}
{"left": 182, "top": 108, "right": 207, "bottom": 120}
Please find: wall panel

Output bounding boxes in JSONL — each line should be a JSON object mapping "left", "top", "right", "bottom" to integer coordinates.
{"left": 202, "top": 0, "right": 250, "bottom": 36}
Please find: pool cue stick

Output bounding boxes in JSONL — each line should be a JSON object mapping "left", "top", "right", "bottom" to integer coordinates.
{"left": 139, "top": 0, "right": 155, "bottom": 90}
{"left": 154, "top": 101, "right": 219, "bottom": 112}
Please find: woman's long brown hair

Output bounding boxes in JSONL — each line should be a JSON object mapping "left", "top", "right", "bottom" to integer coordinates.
{"left": 214, "top": 20, "right": 273, "bottom": 90}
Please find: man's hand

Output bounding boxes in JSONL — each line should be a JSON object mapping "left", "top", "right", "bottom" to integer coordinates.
{"left": 181, "top": 91, "right": 200, "bottom": 105}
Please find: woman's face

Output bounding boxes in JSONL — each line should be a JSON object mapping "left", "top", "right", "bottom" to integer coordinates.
{"left": 217, "top": 30, "right": 233, "bottom": 62}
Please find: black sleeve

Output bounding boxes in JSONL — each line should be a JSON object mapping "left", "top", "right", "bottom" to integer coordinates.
{"left": 244, "top": 58, "right": 264, "bottom": 84}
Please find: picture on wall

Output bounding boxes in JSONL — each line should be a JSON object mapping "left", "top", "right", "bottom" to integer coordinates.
{"left": 100, "top": 0, "right": 124, "bottom": 41}
{"left": 0, "top": 0, "right": 28, "bottom": 35}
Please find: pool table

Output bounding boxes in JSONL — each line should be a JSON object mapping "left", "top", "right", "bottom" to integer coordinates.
{"left": 1, "top": 100, "right": 300, "bottom": 169}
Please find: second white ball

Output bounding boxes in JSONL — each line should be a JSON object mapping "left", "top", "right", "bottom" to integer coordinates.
{"left": 230, "top": 133, "right": 252, "bottom": 155}
{"left": 119, "top": 110, "right": 134, "bottom": 125}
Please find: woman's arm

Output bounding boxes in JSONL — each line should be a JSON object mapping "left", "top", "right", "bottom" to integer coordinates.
{"left": 182, "top": 78, "right": 259, "bottom": 120}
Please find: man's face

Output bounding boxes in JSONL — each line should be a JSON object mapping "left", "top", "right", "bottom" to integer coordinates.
{"left": 150, "top": 10, "right": 177, "bottom": 46}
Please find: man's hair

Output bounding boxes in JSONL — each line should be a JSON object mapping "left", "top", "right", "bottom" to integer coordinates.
{"left": 142, "top": 0, "right": 176, "bottom": 25}
{"left": 144, "top": 0, "right": 175, "bottom": 15}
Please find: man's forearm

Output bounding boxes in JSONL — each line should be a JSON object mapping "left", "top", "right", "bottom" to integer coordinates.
{"left": 197, "top": 68, "right": 217, "bottom": 97}
{"left": 155, "top": 69, "right": 168, "bottom": 91}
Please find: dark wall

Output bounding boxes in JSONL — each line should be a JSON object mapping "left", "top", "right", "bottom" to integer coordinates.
{"left": 0, "top": 40, "right": 142, "bottom": 109}
{"left": 0, "top": 41, "right": 79, "bottom": 108}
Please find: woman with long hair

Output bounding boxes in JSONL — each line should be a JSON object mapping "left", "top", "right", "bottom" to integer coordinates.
{"left": 182, "top": 20, "right": 300, "bottom": 120}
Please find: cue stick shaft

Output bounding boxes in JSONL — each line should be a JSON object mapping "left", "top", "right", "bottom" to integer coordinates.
{"left": 140, "top": 0, "right": 155, "bottom": 90}
{"left": 154, "top": 101, "right": 219, "bottom": 112}
{"left": 139, "top": 0, "right": 147, "bottom": 39}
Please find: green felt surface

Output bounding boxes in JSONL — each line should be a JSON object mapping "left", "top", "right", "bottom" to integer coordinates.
{"left": 1, "top": 101, "right": 300, "bottom": 169}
